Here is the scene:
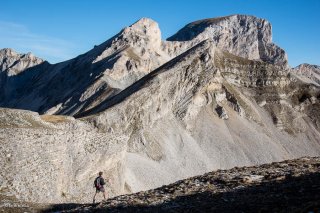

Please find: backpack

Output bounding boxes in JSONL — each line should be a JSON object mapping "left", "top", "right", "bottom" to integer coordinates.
{"left": 94, "top": 177, "right": 102, "bottom": 189}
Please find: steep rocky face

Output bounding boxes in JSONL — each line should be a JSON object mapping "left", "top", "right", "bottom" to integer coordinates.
{"left": 166, "top": 15, "right": 288, "bottom": 66}
{"left": 0, "top": 15, "right": 289, "bottom": 116}
{"left": 292, "top": 63, "right": 320, "bottom": 86}
{"left": 0, "top": 15, "right": 319, "bottom": 206}
{"left": 0, "top": 108, "right": 128, "bottom": 204}
{"left": 0, "top": 48, "right": 45, "bottom": 75}
{"left": 87, "top": 17, "right": 168, "bottom": 89}
{"left": 0, "top": 48, "right": 49, "bottom": 107}
{"left": 80, "top": 41, "right": 320, "bottom": 196}
{"left": 1, "top": 40, "right": 318, "bottom": 204}
{"left": 0, "top": 18, "right": 170, "bottom": 116}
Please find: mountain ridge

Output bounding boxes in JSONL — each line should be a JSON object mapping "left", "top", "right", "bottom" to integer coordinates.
{"left": 0, "top": 14, "right": 319, "bottom": 206}
{"left": 0, "top": 14, "right": 292, "bottom": 116}
{"left": 291, "top": 63, "right": 320, "bottom": 86}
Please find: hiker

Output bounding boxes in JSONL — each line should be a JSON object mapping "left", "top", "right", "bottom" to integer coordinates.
{"left": 93, "top": 171, "right": 108, "bottom": 203}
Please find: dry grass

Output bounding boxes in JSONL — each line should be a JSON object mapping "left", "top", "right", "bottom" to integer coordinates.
{"left": 40, "top": 115, "right": 69, "bottom": 123}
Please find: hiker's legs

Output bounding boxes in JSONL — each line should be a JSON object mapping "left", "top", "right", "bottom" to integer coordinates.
{"left": 103, "top": 190, "right": 108, "bottom": 200}
{"left": 93, "top": 191, "right": 98, "bottom": 203}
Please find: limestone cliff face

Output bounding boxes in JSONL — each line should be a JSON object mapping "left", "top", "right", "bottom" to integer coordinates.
{"left": 0, "top": 18, "right": 170, "bottom": 116}
{"left": 166, "top": 15, "right": 287, "bottom": 66}
{"left": 0, "top": 15, "right": 319, "bottom": 205}
{"left": 292, "top": 63, "right": 320, "bottom": 86}
{"left": 88, "top": 17, "right": 168, "bottom": 89}
{"left": 82, "top": 41, "right": 320, "bottom": 196}
{"left": 0, "top": 48, "right": 45, "bottom": 75}
{"left": 1, "top": 40, "right": 319, "bottom": 204}
{"left": 0, "top": 109, "right": 128, "bottom": 203}
{"left": 0, "top": 48, "right": 49, "bottom": 108}
{"left": 0, "top": 15, "right": 288, "bottom": 116}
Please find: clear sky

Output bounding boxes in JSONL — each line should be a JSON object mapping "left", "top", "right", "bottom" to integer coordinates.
{"left": 0, "top": 0, "right": 319, "bottom": 67}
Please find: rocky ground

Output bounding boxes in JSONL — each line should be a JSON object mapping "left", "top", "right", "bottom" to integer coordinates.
{"left": 40, "top": 157, "right": 320, "bottom": 213}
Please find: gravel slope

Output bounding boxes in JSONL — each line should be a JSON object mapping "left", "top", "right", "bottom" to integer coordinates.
{"left": 44, "top": 157, "right": 320, "bottom": 213}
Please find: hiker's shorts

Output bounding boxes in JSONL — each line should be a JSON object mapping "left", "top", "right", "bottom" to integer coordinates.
{"left": 96, "top": 187, "right": 105, "bottom": 193}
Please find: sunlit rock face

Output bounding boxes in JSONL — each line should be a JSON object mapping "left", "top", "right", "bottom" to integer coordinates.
{"left": 0, "top": 18, "right": 171, "bottom": 116}
{"left": 0, "top": 15, "right": 319, "bottom": 205}
{"left": 166, "top": 15, "right": 288, "bottom": 66}
{"left": 0, "top": 15, "right": 288, "bottom": 116}
{"left": 0, "top": 48, "right": 45, "bottom": 75}
{"left": 292, "top": 63, "right": 320, "bottom": 86}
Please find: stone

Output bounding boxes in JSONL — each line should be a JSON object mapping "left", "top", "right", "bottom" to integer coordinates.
{"left": 0, "top": 18, "right": 170, "bottom": 116}
{"left": 0, "top": 48, "right": 45, "bottom": 75}
{"left": 166, "top": 15, "right": 288, "bottom": 66}
{"left": 1, "top": 40, "right": 319, "bottom": 205}
{"left": 242, "top": 175, "right": 264, "bottom": 183}
{"left": 0, "top": 15, "right": 319, "bottom": 208}
{"left": 0, "top": 15, "right": 289, "bottom": 116}
{"left": 291, "top": 63, "right": 320, "bottom": 86}
{"left": 215, "top": 105, "right": 229, "bottom": 120}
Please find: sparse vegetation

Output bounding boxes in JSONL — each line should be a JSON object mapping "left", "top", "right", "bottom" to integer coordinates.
{"left": 40, "top": 115, "right": 69, "bottom": 124}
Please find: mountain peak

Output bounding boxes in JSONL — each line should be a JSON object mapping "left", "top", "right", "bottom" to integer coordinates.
{"left": 121, "top": 17, "right": 162, "bottom": 49}
{"left": 123, "top": 17, "right": 160, "bottom": 36}
{"left": 295, "top": 63, "right": 320, "bottom": 70}
{"left": 292, "top": 63, "right": 320, "bottom": 86}
{"left": 167, "top": 14, "right": 287, "bottom": 66}
{"left": 0, "top": 48, "right": 44, "bottom": 75}
{"left": 0, "top": 48, "right": 18, "bottom": 57}
{"left": 0, "top": 48, "right": 42, "bottom": 60}
{"left": 130, "top": 17, "right": 158, "bottom": 28}
{"left": 167, "top": 14, "right": 269, "bottom": 41}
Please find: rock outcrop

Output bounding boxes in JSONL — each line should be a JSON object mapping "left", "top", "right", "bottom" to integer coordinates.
{"left": 0, "top": 49, "right": 48, "bottom": 108}
{"left": 0, "top": 108, "right": 128, "bottom": 204}
{"left": 0, "top": 15, "right": 319, "bottom": 206}
{"left": 1, "top": 40, "right": 319, "bottom": 205}
{"left": 0, "top": 48, "right": 45, "bottom": 75}
{"left": 166, "top": 15, "right": 288, "bottom": 66}
{"left": 0, "top": 15, "right": 288, "bottom": 116}
{"left": 0, "top": 18, "right": 170, "bottom": 116}
{"left": 292, "top": 63, "right": 320, "bottom": 86}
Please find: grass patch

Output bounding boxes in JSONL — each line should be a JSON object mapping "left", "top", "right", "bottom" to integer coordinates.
{"left": 40, "top": 115, "right": 69, "bottom": 124}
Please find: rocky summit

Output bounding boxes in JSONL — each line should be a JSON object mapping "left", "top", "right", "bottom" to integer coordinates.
{"left": 292, "top": 63, "right": 320, "bottom": 86}
{"left": 0, "top": 14, "right": 320, "bottom": 210}
{"left": 0, "top": 15, "right": 288, "bottom": 116}
{"left": 167, "top": 15, "right": 287, "bottom": 66}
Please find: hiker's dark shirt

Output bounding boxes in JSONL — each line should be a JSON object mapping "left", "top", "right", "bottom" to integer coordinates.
{"left": 99, "top": 177, "right": 105, "bottom": 186}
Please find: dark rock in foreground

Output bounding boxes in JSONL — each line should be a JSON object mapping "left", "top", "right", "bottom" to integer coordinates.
{"left": 45, "top": 156, "right": 320, "bottom": 213}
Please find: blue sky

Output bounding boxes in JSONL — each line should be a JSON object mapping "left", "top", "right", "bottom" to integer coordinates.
{"left": 0, "top": 0, "right": 319, "bottom": 67}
